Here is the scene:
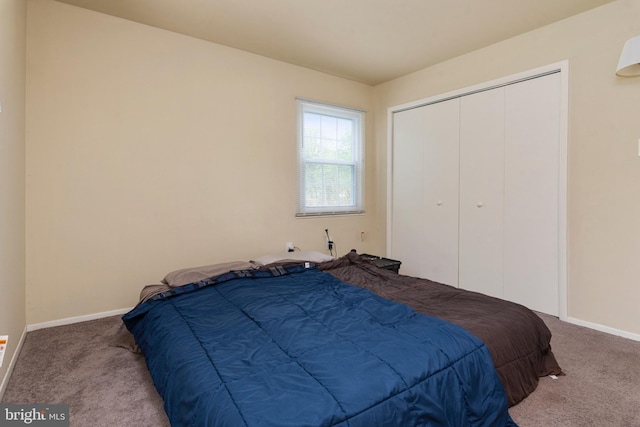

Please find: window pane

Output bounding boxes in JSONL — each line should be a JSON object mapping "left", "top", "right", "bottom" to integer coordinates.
{"left": 321, "top": 115, "right": 337, "bottom": 140}
{"left": 305, "top": 164, "right": 324, "bottom": 207}
{"left": 303, "top": 113, "right": 322, "bottom": 159}
{"left": 304, "top": 113, "right": 321, "bottom": 137}
{"left": 305, "top": 163, "right": 354, "bottom": 207}
{"left": 337, "top": 118, "right": 354, "bottom": 161}
{"left": 304, "top": 113, "right": 356, "bottom": 162}
{"left": 319, "top": 138, "right": 335, "bottom": 161}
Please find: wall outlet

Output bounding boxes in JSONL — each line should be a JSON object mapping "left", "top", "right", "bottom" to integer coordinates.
{"left": 0, "top": 335, "right": 8, "bottom": 367}
{"left": 326, "top": 237, "right": 334, "bottom": 250}
{"left": 286, "top": 242, "right": 295, "bottom": 252}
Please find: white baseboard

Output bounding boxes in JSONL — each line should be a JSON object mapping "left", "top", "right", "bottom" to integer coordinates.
{"left": 566, "top": 316, "right": 640, "bottom": 342}
{"left": 26, "top": 308, "right": 132, "bottom": 332}
{"left": 0, "top": 325, "right": 28, "bottom": 401}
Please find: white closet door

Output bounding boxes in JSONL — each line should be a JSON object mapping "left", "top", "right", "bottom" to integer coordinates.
{"left": 504, "top": 73, "right": 560, "bottom": 315}
{"left": 391, "top": 108, "right": 426, "bottom": 277}
{"left": 391, "top": 100, "right": 459, "bottom": 284}
{"left": 421, "top": 99, "right": 460, "bottom": 285}
{"left": 459, "top": 88, "right": 505, "bottom": 298}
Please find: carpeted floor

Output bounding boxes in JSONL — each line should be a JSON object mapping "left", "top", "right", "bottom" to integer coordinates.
{"left": 509, "top": 313, "right": 640, "bottom": 426}
{"left": 2, "top": 313, "right": 639, "bottom": 426}
{"left": 1, "top": 316, "right": 169, "bottom": 427}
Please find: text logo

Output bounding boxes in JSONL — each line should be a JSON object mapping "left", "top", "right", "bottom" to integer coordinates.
{"left": 0, "top": 405, "right": 68, "bottom": 426}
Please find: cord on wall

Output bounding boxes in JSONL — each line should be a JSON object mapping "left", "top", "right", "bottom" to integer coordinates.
{"left": 325, "top": 229, "right": 334, "bottom": 257}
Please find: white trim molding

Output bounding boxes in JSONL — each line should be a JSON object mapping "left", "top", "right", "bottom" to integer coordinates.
{"left": 27, "top": 308, "right": 132, "bottom": 332}
{"left": 567, "top": 317, "right": 640, "bottom": 342}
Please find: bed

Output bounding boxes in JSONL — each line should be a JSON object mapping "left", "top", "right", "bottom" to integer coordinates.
{"left": 122, "top": 252, "right": 560, "bottom": 426}
{"left": 319, "top": 252, "right": 562, "bottom": 407}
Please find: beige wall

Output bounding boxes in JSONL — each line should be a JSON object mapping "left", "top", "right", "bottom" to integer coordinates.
{"left": 374, "top": 0, "right": 640, "bottom": 336}
{"left": 25, "top": 0, "right": 382, "bottom": 324}
{"left": 0, "top": 0, "right": 27, "bottom": 394}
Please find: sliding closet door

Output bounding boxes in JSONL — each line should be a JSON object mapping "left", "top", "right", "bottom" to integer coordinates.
{"left": 391, "top": 108, "right": 426, "bottom": 278}
{"left": 503, "top": 73, "right": 561, "bottom": 315}
{"left": 390, "top": 67, "right": 565, "bottom": 316}
{"left": 458, "top": 88, "right": 505, "bottom": 298}
{"left": 391, "top": 99, "right": 459, "bottom": 284}
{"left": 420, "top": 99, "right": 460, "bottom": 285}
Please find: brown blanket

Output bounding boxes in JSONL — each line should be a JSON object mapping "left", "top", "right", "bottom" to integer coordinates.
{"left": 319, "top": 252, "right": 563, "bottom": 406}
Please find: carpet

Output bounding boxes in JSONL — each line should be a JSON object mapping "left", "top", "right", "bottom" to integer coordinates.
{"left": 3, "top": 312, "right": 640, "bottom": 426}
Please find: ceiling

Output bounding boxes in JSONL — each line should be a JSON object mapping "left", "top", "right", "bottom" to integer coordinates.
{"left": 54, "top": 0, "right": 616, "bottom": 85}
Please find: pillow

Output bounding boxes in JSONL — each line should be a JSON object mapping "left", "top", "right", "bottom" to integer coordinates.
{"left": 162, "top": 260, "right": 258, "bottom": 287}
{"left": 254, "top": 250, "right": 334, "bottom": 266}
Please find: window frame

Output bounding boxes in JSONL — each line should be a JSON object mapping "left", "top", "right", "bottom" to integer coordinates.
{"left": 296, "top": 99, "right": 365, "bottom": 217}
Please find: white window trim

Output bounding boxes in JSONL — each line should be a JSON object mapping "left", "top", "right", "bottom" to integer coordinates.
{"left": 296, "top": 99, "right": 365, "bottom": 217}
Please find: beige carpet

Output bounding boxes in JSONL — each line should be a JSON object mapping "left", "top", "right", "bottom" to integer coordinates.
{"left": 509, "top": 313, "right": 640, "bottom": 426}
{"left": 2, "top": 313, "right": 639, "bottom": 426}
{"left": 2, "top": 316, "right": 169, "bottom": 427}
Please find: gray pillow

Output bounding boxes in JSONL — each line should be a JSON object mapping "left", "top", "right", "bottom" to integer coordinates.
{"left": 162, "top": 260, "right": 259, "bottom": 287}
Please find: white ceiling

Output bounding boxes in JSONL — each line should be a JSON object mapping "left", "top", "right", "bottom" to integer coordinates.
{"left": 54, "top": 0, "right": 616, "bottom": 85}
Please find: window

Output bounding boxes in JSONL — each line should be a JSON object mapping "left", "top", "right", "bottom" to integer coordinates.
{"left": 297, "top": 99, "right": 364, "bottom": 217}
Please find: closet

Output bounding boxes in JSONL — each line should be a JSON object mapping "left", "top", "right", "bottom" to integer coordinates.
{"left": 389, "top": 70, "right": 563, "bottom": 316}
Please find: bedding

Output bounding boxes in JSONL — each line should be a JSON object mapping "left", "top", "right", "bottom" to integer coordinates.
{"left": 124, "top": 263, "right": 516, "bottom": 426}
{"left": 319, "top": 252, "right": 563, "bottom": 406}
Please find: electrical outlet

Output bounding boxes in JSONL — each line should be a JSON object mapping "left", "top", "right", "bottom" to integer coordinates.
{"left": 286, "top": 242, "right": 295, "bottom": 252}
{"left": 326, "top": 237, "right": 334, "bottom": 250}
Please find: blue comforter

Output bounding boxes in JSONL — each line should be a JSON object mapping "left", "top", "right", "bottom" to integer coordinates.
{"left": 124, "top": 265, "right": 516, "bottom": 426}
